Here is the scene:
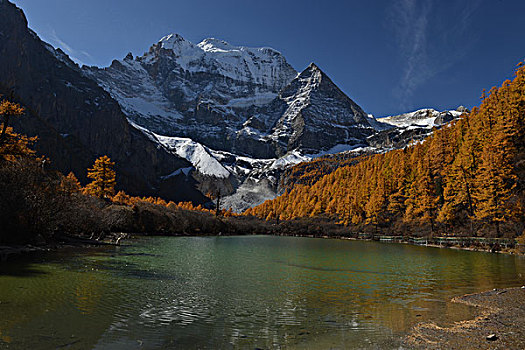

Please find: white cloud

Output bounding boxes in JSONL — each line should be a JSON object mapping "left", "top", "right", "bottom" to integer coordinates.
{"left": 389, "top": 0, "right": 482, "bottom": 109}
{"left": 389, "top": 0, "right": 432, "bottom": 108}
{"left": 45, "top": 28, "right": 94, "bottom": 67}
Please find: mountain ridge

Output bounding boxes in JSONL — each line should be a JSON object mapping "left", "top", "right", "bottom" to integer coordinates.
{"left": 83, "top": 34, "right": 375, "bottom": 159}
{"left": 0, "top": 0, "right": 467, "bottom": 211}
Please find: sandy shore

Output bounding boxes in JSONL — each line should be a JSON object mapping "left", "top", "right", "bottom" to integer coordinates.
{"left": 405, "top": 286, "right": 525, "bottom": 349}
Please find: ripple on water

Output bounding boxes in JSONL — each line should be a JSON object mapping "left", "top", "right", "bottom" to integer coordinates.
{"left": 1, "top": 236, "right": 524, "bottom": 349}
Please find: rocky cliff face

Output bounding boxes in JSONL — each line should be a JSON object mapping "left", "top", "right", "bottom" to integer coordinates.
{"left": 83, "top": 34, "right": 298, "bottom": 158}
{"left": 252, "top": 63, "right": 374, "bottom": 157}
{"left": 83, "top": 36, "right": 374, "bottom": 159}
{"left": 0, "top": 0, "right": 206, "bottom": 202}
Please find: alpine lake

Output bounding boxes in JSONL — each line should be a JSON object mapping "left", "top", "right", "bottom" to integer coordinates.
{"left": 1, "top": 235, "right": 524, "bottom": 349}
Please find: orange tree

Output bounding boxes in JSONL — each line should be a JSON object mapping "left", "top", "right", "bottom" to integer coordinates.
{"left": 0, "top": 98, "right": 24, "bottom": 144}
{"left": 84, "top": 155, "right": 116, "bottom": 198}
{"left": 0, "top": 98, "right": 35, "bottom": 161}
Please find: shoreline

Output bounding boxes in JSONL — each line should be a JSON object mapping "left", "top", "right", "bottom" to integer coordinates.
{"left": 276, "top": 233, "right": 523, "bottom": 256}
{"left": 405, "top": 286, "right": 525, "bottom": 349}
{"left": 1, "top": 231, "right": 522, "bottom": 262}
{"left": 0, "top": 233, "right": 128, "bottom": 262}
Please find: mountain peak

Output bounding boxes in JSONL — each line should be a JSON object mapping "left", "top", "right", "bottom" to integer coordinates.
{"left": 136, "top": 34, "right": 297, "bottom": 90}
{"left": 157, "top": 33, "right": 195, "bottom": 51}
{"left": 307, "top": 62, "right": 321, "bottom": 70}
{"left": 295, "top": 62, "right": 324, "bottom": 84}
{"left": 159, "top": 33, "right": 185, "bottom": 43}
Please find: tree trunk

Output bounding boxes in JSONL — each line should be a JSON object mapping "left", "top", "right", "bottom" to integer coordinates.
{"left": 0, "top": 115, "right": 10, "bottom": 144}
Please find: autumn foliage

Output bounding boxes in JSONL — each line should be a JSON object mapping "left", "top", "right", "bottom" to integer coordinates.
{"left": 0, "top": 97, "right": 235, "bottom": 244}
{"left": 0, "top": 98, "right": 24, "bottom": 142}
{"left": 84, "top": 155, "right": 116, "bottom": 198}
{"left": 0, "top": 99, "right": 35, "bottom": 162}
{"left": 246, "top": 63, "right": 525, "bottom": 238}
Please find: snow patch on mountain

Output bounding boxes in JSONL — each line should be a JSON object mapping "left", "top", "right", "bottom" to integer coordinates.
{"left": 155, "top": 136, "right": 231, "bottom": 178}
{"left": 310, "top": 143, "right": 368, "bottom": 157}
{"left": 366, "top": 114, "right": 393, "bottom": 131}
{"left": 154, "top": 34, "right": 296, "bottom": 90}
{"left": 161, "top": 167, "right": 193, "bottom": 179}
{"left": 128, "top": 121, "right": 230, "bottom": 178}
{"left": 156, "top": 34, "right": 204, "bottom": 70}
{"left": 119, "top": 96, "right": 184, "bottom": 120}
{"left": 378, "top": 108, "right": 464, "bottom": 129}
{"left": 270, "top": 150, "right": 310, "bottom": 170}
{"left": 84, "top": 56, "right": 183, "bottom": 123}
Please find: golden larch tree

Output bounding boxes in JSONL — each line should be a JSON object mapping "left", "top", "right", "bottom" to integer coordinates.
{"left": 85, "top": 155, "right": 116, "bottom": 199}
{"left": 0, "top": 98, "right": 24, "bottom": 144}
{"left": 61, "top": 172, "right": 82, "bottom": 194}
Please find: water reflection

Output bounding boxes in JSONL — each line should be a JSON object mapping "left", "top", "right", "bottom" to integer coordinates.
{"left": 0, "top": 236, "right": 524, "bottom": 349}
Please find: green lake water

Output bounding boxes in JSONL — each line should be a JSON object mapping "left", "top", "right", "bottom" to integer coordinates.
{"left": 1, "top": 236, "right": 524, "bottom": 349}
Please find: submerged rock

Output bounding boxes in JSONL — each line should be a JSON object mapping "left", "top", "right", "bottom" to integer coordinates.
{"left": 486, "top": 334, "right": 498, "bottom": 341}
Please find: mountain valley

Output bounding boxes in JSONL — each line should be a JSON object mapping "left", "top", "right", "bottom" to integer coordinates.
{"left": 0, "top": 0, "right": 466, "bottom": 210}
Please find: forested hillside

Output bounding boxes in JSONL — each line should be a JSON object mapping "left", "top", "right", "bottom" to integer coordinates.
{"left": 246, "top": 64, "right": 525, "bottom": 238}
{"left": 0, "top": 103, "right": 254, "bottom": 245}
{"left": 278, "top": 151, "right": 374, "bottom": 192}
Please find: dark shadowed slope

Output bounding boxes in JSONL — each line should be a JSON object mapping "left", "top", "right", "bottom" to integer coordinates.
{"left": 0, "top": 0, "right": 209, "bottom": 202}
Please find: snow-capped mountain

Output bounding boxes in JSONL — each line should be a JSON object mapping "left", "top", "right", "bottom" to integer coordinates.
{"left": 0, "top": 1, "right": 469, "bottom": 212}
{"left": 367, "top": 107, "right": 468, "bottom": 150}
{"left": 377, "top": 107, "right": 466, "bottom": 129}
{"left": 246, "top": 63, "right": 374, "bottom": 157}
{"left": 82, "top": 35, "right": 382, "bottom": 211}
{"left": 155, "top": 34, "right": 296, "bottom": 90}
{"left": 83, "top": 34, "right": 374, "bottom": 159}
{"left": 82, "top": 33, "right": 468, "bottom": 212}
{"left": 83, "top": 34, "right": 300, "bottom": 158}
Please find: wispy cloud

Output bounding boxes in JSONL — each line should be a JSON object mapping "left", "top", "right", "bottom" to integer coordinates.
{"left": 46, "top": 28, "right": 94, "bottom": 67}
{"left": 391, "top": 0, "right": 432, "bottom": 108}
{"left": 389, "top": 0, "right": 482, "bottom": 110}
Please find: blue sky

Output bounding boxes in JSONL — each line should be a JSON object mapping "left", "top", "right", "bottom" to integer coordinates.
{"left": 11, "top": 0, "right": 525, "bottom": 116}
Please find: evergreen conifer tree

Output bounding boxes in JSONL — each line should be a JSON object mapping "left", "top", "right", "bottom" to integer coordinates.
{"left": 85, "top": 155, "right": 116, "bottom": 199}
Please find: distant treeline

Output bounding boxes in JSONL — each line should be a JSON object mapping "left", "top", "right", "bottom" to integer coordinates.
{"left": 246, "top": 63, "right": 525, "bottom": 239}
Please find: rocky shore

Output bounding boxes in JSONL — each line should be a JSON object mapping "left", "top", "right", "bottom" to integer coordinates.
{"left": 0, "top": 232, "right": 128, "bottom": 262}
{"left": 406, "top": 286, "right": 525, "bottom": 349}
